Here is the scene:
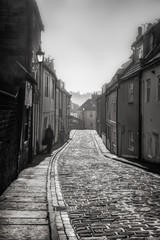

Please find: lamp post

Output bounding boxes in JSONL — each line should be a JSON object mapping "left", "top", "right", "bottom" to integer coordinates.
{"left": 36, "top": 46, "right": 44, "bottom": 152}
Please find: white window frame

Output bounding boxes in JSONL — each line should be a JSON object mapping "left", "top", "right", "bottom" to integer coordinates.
{"left": 128, "top": 83, "right": 134, "bottom": 103}
{"left": 147, "top": 133, "right": 152, "bottom": 158}
{"left": 146, "top": 79, "right": 151, "bottom": 103}
{"left": 128, "top": 131, "right": 134, "bottom": 151}
{"left": 152, "top": 133, "right": 159, "bottom": 158}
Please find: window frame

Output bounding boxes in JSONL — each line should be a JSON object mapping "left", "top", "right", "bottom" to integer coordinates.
{"left": 128, "top": 131, "right": 134, "bottom": 151}
{"left": 146, "top": 79, "right": 151, "bottom": 103}
{"left": 128, "top": 83, "right": 134, "bottom": 103}
{"left": 45, "top": 73, "right": 49, "bottom": 97}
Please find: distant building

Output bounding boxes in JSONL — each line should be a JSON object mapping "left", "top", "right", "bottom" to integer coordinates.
{"left": 69, "top": 91, "right": 92, "bottom": 106}
{"left": 78, "top": 94, "right": 98, "bottom": 130}
{"left": 69, "top": 116, "right": 83, "bottom": 130}
{"left": 70, "top": 101, "right": 79, "bottom": 118}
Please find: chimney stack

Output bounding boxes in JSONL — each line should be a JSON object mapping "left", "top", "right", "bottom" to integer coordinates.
{"left": 138, "top": 26, "right": 142, "bottom": 36}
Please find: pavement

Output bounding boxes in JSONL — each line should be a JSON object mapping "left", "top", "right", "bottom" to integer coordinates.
{"left": 0, "top": 130, "right": 160, "bottom": 240}
{"left": 0, "top": 152, "right": 51, "bottom": 240}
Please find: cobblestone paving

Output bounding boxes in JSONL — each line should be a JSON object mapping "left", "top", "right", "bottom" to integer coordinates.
{"left": 57, "top": 130, "right": 160, "bottom": 240}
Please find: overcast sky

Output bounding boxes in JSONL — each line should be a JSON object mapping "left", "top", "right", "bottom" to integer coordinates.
{"left": 37, "top": 0, "right": 160, "bottom": 93}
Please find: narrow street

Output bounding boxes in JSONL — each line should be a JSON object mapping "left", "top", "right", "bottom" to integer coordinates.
{"left": 0, "top": 130, "right": 160, "bottom": 240}
{"left": 57, "top": 130, "right": 160, "bottom": 240}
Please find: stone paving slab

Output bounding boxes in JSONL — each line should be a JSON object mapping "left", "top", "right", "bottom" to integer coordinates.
{"left": 0, "top": 218, "right": 48, "bottom": 225}
{"left": 0, "top": 201, "right": 47, "bottom": 211}
{"left": 0, "top": 210, "right": 47, "bottom": 218}
{"left": 0, "top": 196, "right": 47, "bottom": 202}
{"left": 0, "top": 225, "right": 49, "bottom": 240}
{"left": 0, "top": 156, "right": 51, "bottom": 239}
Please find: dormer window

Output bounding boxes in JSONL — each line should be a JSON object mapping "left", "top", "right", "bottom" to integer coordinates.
{"left": 148, "top": 34, "right": 153, "bottom": 52}
{"left": 137, "top": 44, "right": 143, "bottom": 59}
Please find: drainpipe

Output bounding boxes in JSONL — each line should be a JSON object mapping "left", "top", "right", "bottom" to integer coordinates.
{"left": 39, "top": 62, "right": 43, "bottom": 151}
{"left": 105, "top": 93, "right": 108, "bottom": 149}
{"left": 54, "top": 79, "right": 57, "bottom": 142}
{"left": 138, "top": 71, "right": 142, "bottom": 161}
{"left": 116, "top": 85, "right": 119, "bottom": 156}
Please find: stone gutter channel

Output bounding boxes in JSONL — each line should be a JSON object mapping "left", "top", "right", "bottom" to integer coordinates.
{"left": 47, "top": 130, "right": 79, "bottom": 240}
{"left": 92, "top": 130, "right": 160, "bottom": 178}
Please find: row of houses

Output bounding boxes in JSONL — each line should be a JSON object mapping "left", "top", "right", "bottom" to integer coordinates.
{"left": 0, "top": 0, "right": 71, "bottom": 194}
{"left": 96, "top": 20, "right": 160, "bottom": 165}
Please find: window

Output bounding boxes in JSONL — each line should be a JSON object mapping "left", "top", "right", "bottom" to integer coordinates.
{"left": 106, "top": 96, "right": 109, "bottom": 110}
{"left": 107, "top": 126, "right": 111, "bottom": 140}
{"left": 137, "top": 44, "right": 143, "bottom": 59}
{"left": 148, "top": 133, "right": 152, "bottom": 157}
{"left": 113, "top": 130, "right": 116, "bottom": 145}
{"left": 52, "top": 79, "right": 54, "bottom": 99}
{"left": 24, "top": 108, "right": 29, "bottom": 141}
{"left": 153, "top": 133, "right": 159, "bottom": 158}
{"left": 128, "top": 131, "right": 134, "bottom": 151}
{"left": 113, "top": 96, "right": 116, "bottom": 111}
{"left": 157, "top": 76, "right": 160, "bottom": 102}
{"left": 148, "top": 34, "right": 153, "bottom": 52}
{"left": 45, "top": 73, "right": 49, "bottom": 97}
{"left": 146, "top": 79, "right": 151, "bottom": 102}
{"left": 90, "top": 112, "right": 93, "bottom": 118}
{"left": 128, "top": 83, "right": 134, "bottom": 103}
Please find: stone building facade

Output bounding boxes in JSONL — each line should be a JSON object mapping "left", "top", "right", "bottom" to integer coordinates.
{"left": 0, "top": 0, "right": 43, "bottom": 194}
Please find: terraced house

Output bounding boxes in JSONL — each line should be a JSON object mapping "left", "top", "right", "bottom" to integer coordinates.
{"left": 97, "top": 20, "right": 160, "bottom": 164}
{"left": 140, "top": 21, "right": 160, "bottom": 163}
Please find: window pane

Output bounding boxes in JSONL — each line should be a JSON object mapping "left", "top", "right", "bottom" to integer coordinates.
{"left": 129, "top": 131, "right": 134, "bottom": 151}
{"left": 158, "top": 77, "right": 160, "bottom": 102}
{"left": 146, "top": 79, "right": 151, "bottom": 102}
{"left": 128, "top": 83, "right": 134, "bottom": 103}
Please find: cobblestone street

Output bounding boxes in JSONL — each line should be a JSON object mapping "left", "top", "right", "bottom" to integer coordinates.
{"left": 57, "top": 130, "right": 160, "bottom": 240}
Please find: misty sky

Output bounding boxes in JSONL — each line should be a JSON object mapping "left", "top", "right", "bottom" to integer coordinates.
{"left": 37, "top": 0, "right": 160, "bottom": 93}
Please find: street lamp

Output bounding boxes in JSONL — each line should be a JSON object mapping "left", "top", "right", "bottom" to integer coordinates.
{"left": 36, "top": 46, "right": 44, "bottom": 63}
{"left": 36, "top": 46, "right": 44, "bottom": 153}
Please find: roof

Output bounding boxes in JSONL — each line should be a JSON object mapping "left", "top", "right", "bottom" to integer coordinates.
{"left": 78, "top": 99, "right": 96, "bottom": 111}
{"left": 106, "top": 59, "right": 133, "bottom": 89}
{"left": 43, "top": 61, "right": 57, "bottom": 79}
{"left": 146, "top": 52, "right": 160, "bottom": 64}
{"left": 16, "top": 61, "right": 37, "bottom": 85}
{"left": 121, "top": 61, "right": 141, "bottom": 80}
{"left": 0, "top": 82, "right": 19, "bottom": 98}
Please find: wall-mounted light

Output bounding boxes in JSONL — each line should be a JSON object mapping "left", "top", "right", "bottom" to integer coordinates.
{"left": 36, "top": 46, "right": 44, "bottom": 63}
